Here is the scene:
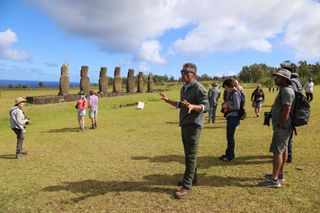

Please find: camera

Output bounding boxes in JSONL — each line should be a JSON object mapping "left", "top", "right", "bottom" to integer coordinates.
{"left": 263, "top": 112, "right": 271, "bottom": 126}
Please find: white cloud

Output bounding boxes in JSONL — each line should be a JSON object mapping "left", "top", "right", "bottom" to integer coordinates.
{"left": 284, "top": 0, "right": 320, "bottom": 58}
{"left": 0, "top": 29, "right": 30, "bottom": 61}
{"left": 28, "top": 0, "right": 320, "bottom": 63}
{"left": 135, "top": 40, "right": 166, "bottom": 64}
{"left": 138, "top": 62, "right": 151, "bottom": 72}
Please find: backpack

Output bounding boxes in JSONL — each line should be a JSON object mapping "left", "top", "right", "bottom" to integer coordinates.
{"left": 238, "top": 91, "right": 246, "bottom": 120}
{"left": 291, "top": 91, "right": 310, "bottom": 127}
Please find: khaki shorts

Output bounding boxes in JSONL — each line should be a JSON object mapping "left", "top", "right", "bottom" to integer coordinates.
{"left": 269, "top": 127, "right": 292, "bottom": 154}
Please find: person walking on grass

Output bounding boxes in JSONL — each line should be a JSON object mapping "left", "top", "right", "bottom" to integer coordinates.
{"left": 76, "top": 91, "right": 87, "bottom": 132}
{"left": 9, "top": 97, "right": 29, "bottom": 159}
{"left": 219, "top": 78, "right": 242, "bottom": 162}
{"left": 159, "top": 62, "right": 209, "bottom": 199}
{"left": 251, "top": 84, "right": 265, "bottom": 117}
{"left": 304, "top": 78, "right": 314, "bottom": 102}
{"left": 88, "top": 90, "right": 98, "bottom": 129}
{"left": 259, "top": 69, "right": 295, "bottom": 188}
{"left": 208, "top": 82, "right": 221, "bottom": 124}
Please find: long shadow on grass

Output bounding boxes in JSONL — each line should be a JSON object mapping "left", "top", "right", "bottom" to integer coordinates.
{"left": 132, "top": 155, "right": 272, "bottom": 169}
{"left": 42, "top": 173, "right": 259, "bottom": 204}
{"left": 0, "top": 154, "right": 16, "bottom": 159}
{"left": 43, "top": 179, "right": 175, "bottom": 203}
{"left": 43, "top": 127, "right": 80, "bottom": 133}
{"left": 144, "top": 174, "right": 260, "bottom": 188}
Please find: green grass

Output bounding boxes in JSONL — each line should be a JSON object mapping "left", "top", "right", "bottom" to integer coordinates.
{"left": 0, "top": 85, "right": 319, "bottom": 212}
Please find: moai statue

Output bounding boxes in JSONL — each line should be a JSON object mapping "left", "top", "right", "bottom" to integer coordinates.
{"left": 99, "top": 67, "right": 108, "bottom": 95}
{"left": 80, "top": 65, "right": 90, "bottom": 92}
{"left": 126, "top": 68, "right": 135, "bottom": 93}
{"left": 147, "top": 73, "right": 154, "bottom": 92}
{"left": 137, "top": 72, "right": 144, "bottom": 93}
{"left": 112, "top": 67, "right": 122, "bottom": 94}
{"left": 59, "top": 64, "right": 69, "bottom": 95}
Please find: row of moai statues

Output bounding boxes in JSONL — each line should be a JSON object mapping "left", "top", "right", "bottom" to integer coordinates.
{"left": 59, "top": 64, "right": 154, "bottom": 95}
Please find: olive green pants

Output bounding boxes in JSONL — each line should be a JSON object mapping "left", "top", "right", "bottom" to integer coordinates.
{"left": 181, "top": 124, "right": 201, "bottom": 189}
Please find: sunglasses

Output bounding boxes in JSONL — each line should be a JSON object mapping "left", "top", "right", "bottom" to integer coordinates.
{"left": 180, "top": 69, "right": 194, "bottom": 75}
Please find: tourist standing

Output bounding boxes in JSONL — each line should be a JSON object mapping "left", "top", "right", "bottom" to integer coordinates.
{"left": 219, "top": 78, "right": 242, "bottom": 161}
{"left": 9, "top": 97, "right": 29, "bottom": 159}
{"left": 304, "top": 78, "right": 314, "bottom": 102}
{"left": 76, "top": 91, "right": 87, "bottom": 132}
{"left": 159, "top": 62, "right": 209, "bottom": 199}
{"left": 288, "top": 72, "right": 303, "bottom": 163}
{"left": 88, "top": 90, "right": 98, "bottom": 129}
{"left": 280, "top": 60, "right": 303, "bottom": 163}
{"left": 260, "top": 69, "right": 295, "bottom": 188}
{"left": 208, "top": 82, "right": 221, "bottom": 124}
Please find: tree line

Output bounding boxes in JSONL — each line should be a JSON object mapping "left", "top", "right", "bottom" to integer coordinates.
{"left": 238, "top": 61, "right": 319, "bottom": 87}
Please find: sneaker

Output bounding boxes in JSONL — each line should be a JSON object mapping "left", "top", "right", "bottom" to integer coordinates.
{"left": 77, "top": 128, "right": 84, "bottom": 132}
{"left": 90, "top": 125, "right": 96, "bottom": 129}
{"left": 177, "top": 179, "right": 198, "bottom": 186}
{"left": 20, "top": 150, "right": 28, "bottom": 155}
{"left": 16, "top": 153, "right": 23, "bottom": 159}
{"left": 265, "top": 173, "right": 285, "bottom": 182}
{"left": 259, "top": 179, "right": 281, "bottom": 188}
{"left": 175, "top": 187, "right": 191, "bottom": 199}
{"left": 218, "top": 155, "right": 234, "bottom": 161}
{"left": 286, "top": 158, "right": 292, "bottom": 163}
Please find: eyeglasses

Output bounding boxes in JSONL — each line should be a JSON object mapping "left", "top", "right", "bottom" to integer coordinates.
{"left": 180, "top": 69, "right": 193, "bottom": 75}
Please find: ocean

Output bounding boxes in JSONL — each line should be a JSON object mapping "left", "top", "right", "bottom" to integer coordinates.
{"left": 0, "top": 79, "right": 80, "bottom": 88}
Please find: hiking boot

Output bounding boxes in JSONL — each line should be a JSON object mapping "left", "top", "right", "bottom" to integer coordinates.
{"left": 177, "top": 179, "right": 198, "bottom": 186}
{"left": 265, "top": 173, "right": 285, "bottom": 182}
{"left": 259, "top": 179, "right": 281, "bottom": 188}
{"left": 175, "top": 187, "right": 191, "bottom": 199}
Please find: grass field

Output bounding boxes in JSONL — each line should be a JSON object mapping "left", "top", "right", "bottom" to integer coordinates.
{"left": 0, "top": 85, "right": 319, "bottom": 212}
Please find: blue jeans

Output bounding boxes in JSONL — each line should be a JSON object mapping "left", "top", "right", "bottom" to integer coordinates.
{"left": 208, "top": 104, "right": 217, "bottom": 122}
{"left": 287, "top": 130, "right": 294, "bottom": 160}
{"left": 225, "top": 116, "right": 240, "bottom": 159}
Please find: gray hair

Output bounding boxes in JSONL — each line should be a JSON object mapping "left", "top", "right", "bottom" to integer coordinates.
{"left": 183, "top": 62, "right": 197, "bottom": 74}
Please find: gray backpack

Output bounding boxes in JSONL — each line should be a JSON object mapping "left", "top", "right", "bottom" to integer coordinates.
{"left": 292, "top": 91, "right": 310, "bottom": 127}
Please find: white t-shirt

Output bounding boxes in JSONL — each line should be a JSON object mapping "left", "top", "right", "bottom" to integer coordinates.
{"left": 304, "top": 81, "right": 314, "bottom": 93}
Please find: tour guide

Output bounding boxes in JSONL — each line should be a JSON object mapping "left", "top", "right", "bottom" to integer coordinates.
{"left": 159, "top": 62, "right": 209, "bottom": 199}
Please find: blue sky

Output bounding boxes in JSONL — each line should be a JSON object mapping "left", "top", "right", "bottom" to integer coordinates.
{"left": 1, "top": 0, "right": 320, "bottom": 83}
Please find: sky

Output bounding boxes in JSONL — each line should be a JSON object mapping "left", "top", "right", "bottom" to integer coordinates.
{"left": 1, "top": 0, "right": 320, "bottom": 83}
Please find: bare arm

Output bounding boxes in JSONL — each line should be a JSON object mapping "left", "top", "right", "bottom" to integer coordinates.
{"left": 159, "top": 92, "right": 178, "bottom": 107}
{"left": 279, "top": 104, "right": 291, "bottom": 127}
